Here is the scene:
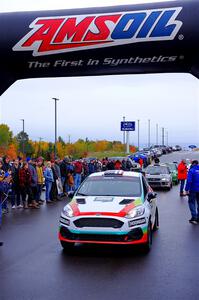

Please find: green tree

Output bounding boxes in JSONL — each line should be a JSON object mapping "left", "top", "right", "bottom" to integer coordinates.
{"left": 16, "top": 131, "right": 34, "bottom": 156}
{"left": 0, "top": 124, "right": 13, "bottom": 148}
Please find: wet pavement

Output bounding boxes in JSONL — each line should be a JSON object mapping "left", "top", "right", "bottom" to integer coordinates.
{"left": 1, "top": 151, "right": 199, "bottom": 300}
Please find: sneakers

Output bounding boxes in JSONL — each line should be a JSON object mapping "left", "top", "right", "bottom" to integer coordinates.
{"left": 180, "top": 192, "right": 187, "bottom": 197}
{"left": 189, "top": 218, "right": 198, "bottom": 225}
{"left": 12, "top": 205, "right": 16, "bottom": 209}
{"left": 0, "top": 242, "right": 3, "bottom": 247}
{"left": 46, "top": 200, "right": 53, "bottom": 204}
{"left": 17, "top": 204, "right": 23, "bottom": 209}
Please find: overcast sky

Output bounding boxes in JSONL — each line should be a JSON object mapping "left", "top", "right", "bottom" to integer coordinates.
{"left": 0, "top": 0, "right": 199, "bottom": 147}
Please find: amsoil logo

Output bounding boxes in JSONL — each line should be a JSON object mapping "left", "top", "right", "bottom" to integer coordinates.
{"left": 13, "top": 7, "right": 183, "bottom": 56}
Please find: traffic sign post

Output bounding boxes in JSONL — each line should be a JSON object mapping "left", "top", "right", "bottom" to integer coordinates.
{"left": 120, "top": 121, "right": 135, "bottom": 154}
{"left": 121, "top": 121, "right": 135, "bottom": 131}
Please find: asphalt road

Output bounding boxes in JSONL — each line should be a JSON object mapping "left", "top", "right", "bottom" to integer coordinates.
{"left": 1, "top": 151, "right": 199, "bottom": 300}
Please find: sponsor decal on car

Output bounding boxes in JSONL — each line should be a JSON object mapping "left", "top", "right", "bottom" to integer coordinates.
{"left": 13, "top": 7, "right": 183, "bottom": 56}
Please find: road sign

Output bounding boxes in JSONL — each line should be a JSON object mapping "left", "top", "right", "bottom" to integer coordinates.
{"left": 121, "top": 121, "right": 135, "bottom": 131}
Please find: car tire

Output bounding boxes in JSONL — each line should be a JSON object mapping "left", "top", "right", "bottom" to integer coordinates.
{"left": 153, "top": 208, "right": 159, "bottom": 231}
{"left": 61, "top": 241, "right": 75, "bottom": 253}
{"left": 142, "top": 222, "right": 152, "bottom": 253}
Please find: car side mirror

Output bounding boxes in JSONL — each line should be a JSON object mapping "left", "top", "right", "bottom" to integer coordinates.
{"left": 147, "top": 192, "right": 157, "bottom": 202}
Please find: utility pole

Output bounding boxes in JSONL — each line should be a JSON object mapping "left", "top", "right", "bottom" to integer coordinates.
{"left": 137, "top": 119, "right": 140, "bottom": 150}
{"left": 123, "top": 116, "right": 126, "bottom": 146}
{"left": 156, "top": 123, "right": 158, "bottom": 145}
{"left": 52, "top": 97, "right": 59, "bottom": 158}
{"left": 162, "top": 127, "right": 165, "bottom": 145}
{"left": 20, "top": 119, "right": 25, "bottom": 158}
{"left": 148, "top": 119, "right": 151, "bottom": 148}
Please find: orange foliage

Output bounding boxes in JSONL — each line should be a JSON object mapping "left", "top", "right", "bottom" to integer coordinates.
{"left": 6, "top": 144, "right": 17, "bottom": 160}
{"left": 130, "top": 146, "right": 137, "bottom": 153}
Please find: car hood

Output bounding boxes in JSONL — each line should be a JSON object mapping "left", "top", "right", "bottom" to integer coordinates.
{"left": 69, "top": 196, "right": 143, "bottom": 217}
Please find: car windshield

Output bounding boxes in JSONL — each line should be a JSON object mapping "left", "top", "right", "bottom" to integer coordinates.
{"left": 76, "top": 176, "right": 141, "bottom": 197}
{"left": 166, "top": 164, "right": 176, "bottom": 171}
{"left": 146, "top": 166, "right": 169, "bottom": 175}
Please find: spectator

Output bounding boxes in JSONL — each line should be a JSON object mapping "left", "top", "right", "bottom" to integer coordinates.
{"left": 74, "top": 159, "right": 83, "bottom": 190}
{"left": 54, "top": 158, "right": 63, "bottom": 197}
{"left": 185, "top": 160, "right": 199, "bottom": 224}
{"left": 139, "top": 158, "right": 144, "bottom": 169}
{"left": 44, "top": 161, "right": 54, "bottom": 203}
{"left": 27, "top": 158, "right": 39, "bottom": 208}
{"left": 50, "top": 160, "right": 59, "bottom": 201}
{"left": 11, "top": 159, "right": 22, "bottom": 208}
{"left": 19, "top": 162, "right": 32, "bottom": 209}
{"left": 60, "top": 157, "right": 70, "bottom": 194}
{"left": 36, "top": 158, "right": 44, "bottom": 205}
{"left": 106, "top": 159, "right": 115, "bottom": 170}
{"left": 88, "top": 160, "right": 95, "bottom": 175}
{"left": 2, "top": 155, "right": 11, "bottom": 173}
{"left": 177, "top": 159, "right": 188, "bottom": 196}
{"left": 0, "top": 174, "right": 12, "bottom": 247}
{"left": 114, "top": 159, "right": 122, "bottom": 170}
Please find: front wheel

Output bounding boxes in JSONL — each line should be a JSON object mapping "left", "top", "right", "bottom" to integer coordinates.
{"left": 142, "top": 223, "right": 152, "bottom": 253}
{"left": 153, "top": 208, "right": 159, "bottom": 231}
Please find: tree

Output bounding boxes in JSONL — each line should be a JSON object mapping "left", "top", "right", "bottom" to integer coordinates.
{"left": 0, "top": 124, "right": 13, "bottom": 148}
{"left": 16, "top": 131, "right": 34, "bottom": 157}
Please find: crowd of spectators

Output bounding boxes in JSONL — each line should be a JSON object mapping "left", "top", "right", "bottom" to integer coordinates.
{"left": 0, "top": 155, "right": 135, "bottom": 214}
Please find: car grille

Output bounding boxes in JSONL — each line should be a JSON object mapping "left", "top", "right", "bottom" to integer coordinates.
{"left": 74, "top": 218, "right": 124, "bottom": 229}
{"left": 60, "top": 227, "right": 143, "bottom": 242}
{"left": 148, "top": 178, "right": 161, "bottom": 181}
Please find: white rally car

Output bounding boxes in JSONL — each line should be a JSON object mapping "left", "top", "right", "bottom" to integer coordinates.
{"left": 59, "top": 170, "right": 159, "bottom": 252}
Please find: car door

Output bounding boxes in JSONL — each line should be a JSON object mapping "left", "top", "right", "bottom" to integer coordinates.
{"left": 142, "top": 175, "right": 157, "bottom": 225}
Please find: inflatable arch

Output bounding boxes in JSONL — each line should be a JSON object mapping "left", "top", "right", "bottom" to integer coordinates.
{"left": 0, "top": 0, "right": 198, "bottom": 95}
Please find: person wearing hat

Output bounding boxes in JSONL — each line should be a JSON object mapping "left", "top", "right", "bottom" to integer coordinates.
{"left": 185, "top": 160, "right": 199, "bottom": 224}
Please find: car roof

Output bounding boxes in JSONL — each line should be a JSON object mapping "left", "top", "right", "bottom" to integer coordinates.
{"left": 88, "top": 170, "right": 141, "bottom": 178}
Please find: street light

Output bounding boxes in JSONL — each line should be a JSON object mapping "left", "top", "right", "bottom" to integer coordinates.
{"left": 20, "top": 119, "right": 25, "bottom": 158}
{"left": 156, "top": 123, "right": 158, "bottom": 145}
{"left": 148, "top": 119, "right": 151, "bottom": 148}
{"left": 137, "top": 119, "right": 140, "bottom": 150}
{"left": 52, "top": 97, "right": 59, "bottom": 158}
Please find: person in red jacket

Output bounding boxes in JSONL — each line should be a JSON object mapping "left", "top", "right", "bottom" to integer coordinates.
{"left": 114, "top": 160, "right": 122, "bottom": 170}
{"left": 177, "top": 159, "right": 188, "bottom": 196}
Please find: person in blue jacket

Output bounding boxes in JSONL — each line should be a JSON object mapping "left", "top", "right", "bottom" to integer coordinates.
{"left": 0, "top": 174, "right": 11, "bottom": 246}
{"left": 185, "top": 160, "right": 199, "bottom": 224}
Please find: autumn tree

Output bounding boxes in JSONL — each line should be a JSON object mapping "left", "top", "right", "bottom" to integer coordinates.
{"left": 16, "top": 131, "right": 34, "bottom": 157}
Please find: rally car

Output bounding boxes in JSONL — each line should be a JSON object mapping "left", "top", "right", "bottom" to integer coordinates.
{"left": 59, "top": 170, "right": 159, "bottom": 253}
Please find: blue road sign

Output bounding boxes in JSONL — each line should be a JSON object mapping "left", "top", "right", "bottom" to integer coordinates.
{"left": 121, "top": 121, "right": 135, "bottom": 131}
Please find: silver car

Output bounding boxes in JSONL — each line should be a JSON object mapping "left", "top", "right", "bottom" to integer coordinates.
{"left": 145, "top": 164, "right": 173, "bottom": 190}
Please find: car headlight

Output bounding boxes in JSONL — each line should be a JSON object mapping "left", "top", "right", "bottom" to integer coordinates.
{"left": 161, "top": 178, "right": 169, "bottom": 181}
{"left": 126, "top": 206, "right": 145, "bottom": 219}
{"left": 62, "top": 205, "right": 74, "bottom": 218}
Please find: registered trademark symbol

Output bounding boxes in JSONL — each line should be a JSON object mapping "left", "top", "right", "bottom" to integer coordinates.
{"left": 179, "top": 55, "right": 184, "bottom": 60}
{"left": 178, "top": 34, "right": 184, "bottom": 40}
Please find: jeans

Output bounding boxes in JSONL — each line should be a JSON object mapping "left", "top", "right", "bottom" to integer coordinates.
{"left": 180, "top": 179, "right": 185, "bottom": 193}
{"left": 74, "top": 173, "right": 82, "bottom": 190}
{"left": 188, "top": 191, "right": 199, "bottom": 219}
{"left": 36, "top": 184, "right": 43, "bottom": 202}
{"left": 10, "top": 187, "right": 21, "bottom": 206}
{"left": 45, "top": 181, "right": 52, "bottom": 201}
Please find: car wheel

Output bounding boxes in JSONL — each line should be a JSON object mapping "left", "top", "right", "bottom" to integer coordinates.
{"left": 61, "top": 241, "right": 75, "bottom": 253}
{"left": 153, "top": 208, "right": 159, "bottom": 231}
{"left": 142, "top": 222, "right": 152, "bottom": 253}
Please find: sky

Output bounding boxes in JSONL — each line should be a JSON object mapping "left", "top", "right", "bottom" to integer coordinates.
{"left": 0, "top": 0, "right": 199, "bottom": 147}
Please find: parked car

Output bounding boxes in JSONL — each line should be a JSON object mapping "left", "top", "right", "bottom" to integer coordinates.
{"left": 145, "top": 164, "right": 173, "bottom": 190}
{"left": 59, "top": 170, "right": 159, "bottom": 252}
{"left": 164, "top": 163, "right": 179, "bottom": 185}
